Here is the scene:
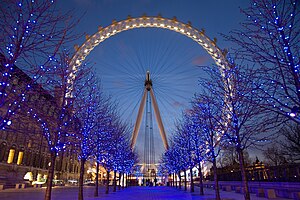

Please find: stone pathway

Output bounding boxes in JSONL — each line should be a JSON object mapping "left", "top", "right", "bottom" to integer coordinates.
{"left": 0, "top": 185, "right": 292, "bottom": 200}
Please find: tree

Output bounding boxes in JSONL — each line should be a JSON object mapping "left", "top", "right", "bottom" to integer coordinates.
{"left": 93, "top": 100, "right": 113, "bottom": 196}
{"left": 73, "top": 74, "right": 107, "bottom": 200}
{"left": 191, "top": 94, "right": 225, "bottom": 200}
{"left": 172, "top": 125, "right": 193, "bottom": 191}
{"left": 20, "top": 50, "right": 92, "bottom": 200}
{"left": 94, "top": 110, "right": 135, "bottom": 194}
{"left": 0, "top": 0, "right": 78, "bottom": 130}
{"left": 161, "top": 141, "right": 185, "bottom": 188}
{"left": 278, "top": 122, "right": 300, "bottom": 161}
{"left": 110, "top": 121, "right": 131, "bottom": 192}
{"left": 198, "top": 60, "right": 276, "bottom": 200}
{"left": 119, "top": 146, "right": 138, "bottom": 188}
{"left": 183, "top": 113, "right": 207, "bottom": 195}
{"left": 40, "top": 52, "right": 84, "bottom": 200}
{"left": 96, "top": 111, "right": 117, "bottom": 194}
{"left": 225, "top": 0, "right": 300, "bottom": 124}
{"left": 218, "top": 146, "right": 252, "bottom": 168}
{"left": 263, "top": 144, "right": 287, "bottom": 166}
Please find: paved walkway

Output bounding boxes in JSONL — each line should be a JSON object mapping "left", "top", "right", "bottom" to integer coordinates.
{"left": 0, "top": 185, "right": 292, "bottom": 200}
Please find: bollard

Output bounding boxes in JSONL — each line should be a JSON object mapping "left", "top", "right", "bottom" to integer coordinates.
{"left": 265, "top": 189, "right": 276, "bottom": 199}
{"left": 256, "top": 188, "right": 264, "bottom": 197}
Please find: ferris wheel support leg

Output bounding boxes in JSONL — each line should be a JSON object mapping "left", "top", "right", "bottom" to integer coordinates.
{"left": 149, "top": 89, "right": 169, "bottom": 150}
{"left": 130, "top": 88, "right": 148, "bottom": 149}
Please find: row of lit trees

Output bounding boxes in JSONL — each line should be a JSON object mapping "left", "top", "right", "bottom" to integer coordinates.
{"left": 73, "top": 73, "right": 138, "bottom": 200}
{"left": 160, "top": 1, "right": 299, "bottom": 200}
{"left": 31, "top": 51, "right": 138, "bottom": 200}
{"left": 0, "top": 1, "right": 138, "bottom": 200}
{"left": 0, "top": 1, "right": 79, "bottom": 200}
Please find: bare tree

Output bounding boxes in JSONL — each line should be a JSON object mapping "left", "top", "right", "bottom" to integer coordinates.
{"left": 218, "top": 146, "right": 252, "bottom": 168}
{"left": 0, "top": 0, "right": 79, "bottom": 129}
{"left": 263, "top": 144, "right": 287, "bottom": 166}
{"left": 73, "top": 74, "right": 108, "bottom": 200}
{"left": 225, "top": 0, "right": 300, "bottom": 123}
{"left": 93, "top": 100, "right": 114, "bottom": 196}
{"left": 278, "top": 122, "right": 300, "bottom": 161}
{"left": 29, "top": 51, "right": 87, "bottom": 200}
{"left": 191, "top": 93, "right": 225, "bottom": 200}
{"left": 173, "top": 119, "right": 197, "bottom": 192}
{"left": 198, "top": 60, "right": 276, "bottom": 200}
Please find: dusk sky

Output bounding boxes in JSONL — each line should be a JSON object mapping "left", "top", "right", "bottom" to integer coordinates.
{"left": 58, "top": 0, "right": 251, "bottom": 163}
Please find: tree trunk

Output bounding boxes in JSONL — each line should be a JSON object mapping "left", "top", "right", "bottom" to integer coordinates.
{"left": 184, "top": 170, "right": 187, "bottom": 191}
{"left": 190, "top": 167, "right": 194, "bottom": 193}
{"left": 213, "top": 158, "right": 221, "bottom": 200}
{"left": 94, "top": 161, "right": 99, "bottom": 197}
{"left": 78, "top": 158, "right": 86, "bottom": 200}
{"left": 175, "top": 173, "right": 178, "bottom": 188}
{"left": 122, "top": 173, "right": 125, "bottom": 189}
{"left": 128, "top": 174, "right": 131, "bottom": 187}
{"left": 118, "top": 173, "right": 122, "bottom": 190}
{"left": 127, "top": 174, "right": 131, "bottom": 187}
{"left": 172, "top": 173, "right": 175, "bottom": 187}
{"left": 105, "top": 170, "right": 110, "bottom": 194}
{"left": 198, "top": 162, "right": 204, "bottom": 195}
{"left": 238, "top": 149, "right": 251, "bottom": 200}
{"left": 44, "top": 152, "right": 56, "bottom": 200}
{"left": 125, "top": 173, "right": 128, "bottom": 188}
{"left": 113, "top": 170, "right": 117, "bottom": 192}
{"left": 178, "top": 171, "right": 181, "bottom": 189}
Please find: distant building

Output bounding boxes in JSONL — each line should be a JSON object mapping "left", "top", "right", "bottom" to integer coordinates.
{"left": 208, "top": 157, "right": 300, "bottom": 182}
{"left": 0, "top": 58, "right": 81, "bottom": 187}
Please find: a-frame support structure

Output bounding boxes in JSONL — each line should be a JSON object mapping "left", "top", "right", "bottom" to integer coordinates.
{"left": 130, "top": 71, "right": 169, "bottom": 150}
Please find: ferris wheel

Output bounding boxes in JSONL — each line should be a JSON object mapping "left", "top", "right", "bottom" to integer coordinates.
{"left": 67, "top": 15, "right": 230, "bottom": 164}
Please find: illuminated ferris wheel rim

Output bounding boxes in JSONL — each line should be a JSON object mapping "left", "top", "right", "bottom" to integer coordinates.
{"left": 67, "top": 15, "right": 231, "bottom": 97}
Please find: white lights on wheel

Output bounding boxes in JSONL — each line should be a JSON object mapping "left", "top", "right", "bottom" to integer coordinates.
{"left": 68, "top": 16, "right": 230, "bottom": 101}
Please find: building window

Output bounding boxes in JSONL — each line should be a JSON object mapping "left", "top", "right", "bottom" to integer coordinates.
{"left": 17, "top": 151, "right": 24, "bottom": 165}
{"left": 7, "top": 149, "right": 15, "bottom": 164}
{"left": 27, "top": 140, "right": 32, "bottom": 148}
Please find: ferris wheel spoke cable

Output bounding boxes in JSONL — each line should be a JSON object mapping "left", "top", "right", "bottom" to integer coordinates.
{"left": 91, "top": 28, "right": 209, "bottom": 164}
{"left": 98, "top": 59, "right": 140, "bottom": 82}
{"left": 118, "top": 90, "right": 144, "bottom": 121}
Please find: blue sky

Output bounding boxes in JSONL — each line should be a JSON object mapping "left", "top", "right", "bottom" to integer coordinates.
{"left": 58, "top": 0, "right": 251, "bottom": 162}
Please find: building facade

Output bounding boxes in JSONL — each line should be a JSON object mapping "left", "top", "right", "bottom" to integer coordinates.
{"left": 0, "top": 61, "right": 81, "bottom": 187}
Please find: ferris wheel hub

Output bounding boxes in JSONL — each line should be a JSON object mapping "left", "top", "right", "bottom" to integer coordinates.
{"left": 145, "top": 70, "right": 152, "bottom": 91}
